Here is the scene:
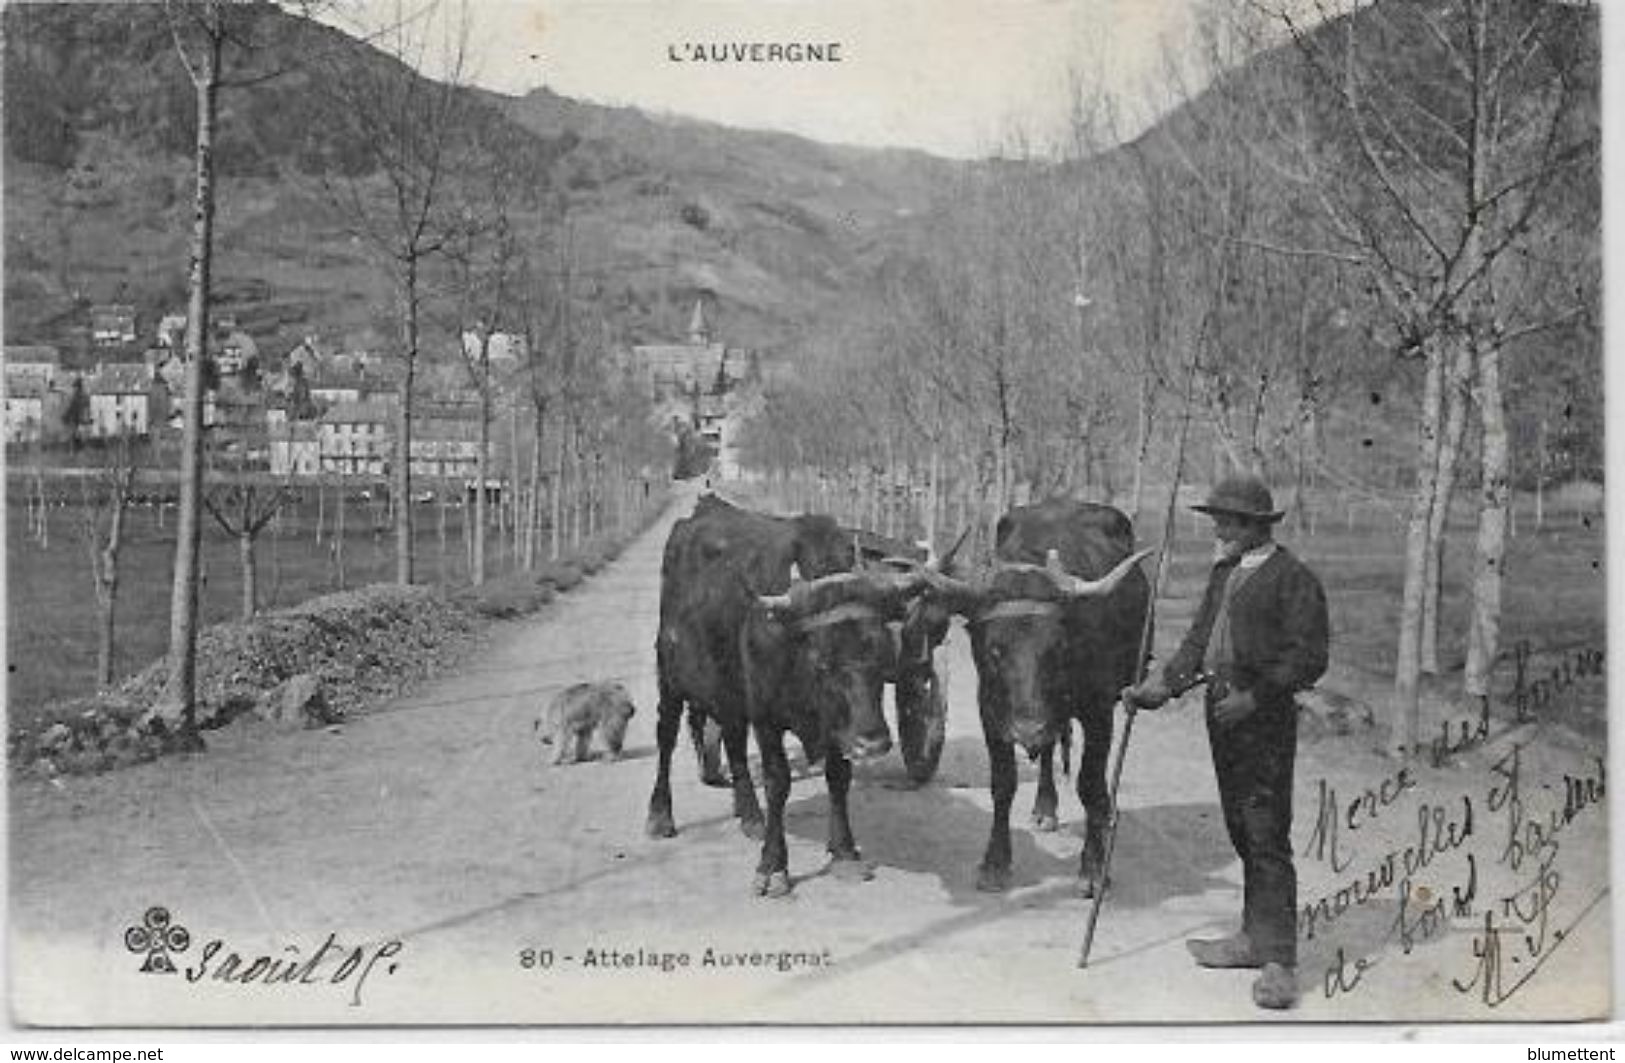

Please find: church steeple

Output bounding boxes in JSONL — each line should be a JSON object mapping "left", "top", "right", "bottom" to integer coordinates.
{"left": 687, "top": 299, "right": 711, "bottom": 346}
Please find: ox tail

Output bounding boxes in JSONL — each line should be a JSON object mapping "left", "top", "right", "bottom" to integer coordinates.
{"left": 1059, "top": 721, "right": 1073, "bottom": 779}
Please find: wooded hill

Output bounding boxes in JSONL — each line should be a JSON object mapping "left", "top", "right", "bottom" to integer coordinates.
{"left": 2, "top": 2, "right": 963, "bottom": 364}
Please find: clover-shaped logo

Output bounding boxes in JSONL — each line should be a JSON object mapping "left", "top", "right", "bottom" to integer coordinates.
{"left": 125, "top": 906, "right": 190, "bottom": 974}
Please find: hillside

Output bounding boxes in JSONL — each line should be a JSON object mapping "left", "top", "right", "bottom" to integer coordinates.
{"left": 1, "top": 3, "right": 966, "bottom": 368}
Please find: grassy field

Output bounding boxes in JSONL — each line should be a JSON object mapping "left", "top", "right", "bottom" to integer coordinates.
{"left": 6, "top": 480, "right": 1605, "bottom": 741}
{"left": 5, "top": 486, "right": 568, "bottom": 715}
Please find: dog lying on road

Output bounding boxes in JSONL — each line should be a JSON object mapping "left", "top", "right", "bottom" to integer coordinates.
{"left": 537, "top": 682, "right": 636, "bottom": 765}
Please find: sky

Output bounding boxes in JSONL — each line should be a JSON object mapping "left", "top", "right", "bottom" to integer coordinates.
{"left": 327, "top": 0, "right": 1219, "bottom": 158}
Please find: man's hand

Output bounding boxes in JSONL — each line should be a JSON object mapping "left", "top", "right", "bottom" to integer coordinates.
{"left": 1212, "top": 687, "right": 1257, "bottom": 726}
{"left": 1122, "top": 678, "right": 1171, "bottom": 711}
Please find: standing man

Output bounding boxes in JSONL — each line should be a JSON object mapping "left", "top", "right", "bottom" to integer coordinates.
{"left": 1123, "top": 475, "right": 1329, "bottom": 1010}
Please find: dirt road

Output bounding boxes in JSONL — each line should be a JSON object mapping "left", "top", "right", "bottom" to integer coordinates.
{"left": 9, "top": 484, "right": 1609, "bottom": 1027}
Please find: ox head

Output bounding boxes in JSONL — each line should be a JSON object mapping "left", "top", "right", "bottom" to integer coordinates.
{"left": 757, "top": 564, "right": 935, "bottom": 761}
{"left": 932, "top": 548, "right": 1151, "bottom": 756}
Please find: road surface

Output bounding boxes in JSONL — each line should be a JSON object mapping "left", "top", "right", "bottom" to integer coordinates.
{"left": 10, "top": 484, "right": 1610, "bottom": 1027}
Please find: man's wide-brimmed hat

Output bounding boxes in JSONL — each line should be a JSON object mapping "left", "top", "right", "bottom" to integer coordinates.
{"left": 1192, "top": 475, "right": 1286, "bottom": 523}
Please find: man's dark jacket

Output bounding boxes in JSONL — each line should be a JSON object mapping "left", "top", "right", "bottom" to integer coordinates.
{"left": 1162, "top": 546, "right": 1330, "bottom": 707}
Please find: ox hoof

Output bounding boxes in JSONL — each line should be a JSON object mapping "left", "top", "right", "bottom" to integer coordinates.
{"left": 975, "top": 864, "right": 1012, "bottom": 893}
{"left": 1031, "top": 812, "right": 1059, "bottom": 833}
{"left": 752, "top": 870, "right": 793, "bottom": 898}
{"left": 738, "top": 815, "right": 766, "bottom": 841}
{"left": 700, "top": 770, "right": 732, "bottom": 789}
{"left": 827, "top": 856, "right": 875, "bottom": 883}
{"left": 645, "top": 813, "right": 677, "bottom": 840}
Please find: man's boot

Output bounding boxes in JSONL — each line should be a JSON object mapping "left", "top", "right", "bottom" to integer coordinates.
{"left": 1185, "top": 933, "right": 1262, "bottom": 969}
{"left": 1252, "top": 962, "right": 1300, "bottom": 1010}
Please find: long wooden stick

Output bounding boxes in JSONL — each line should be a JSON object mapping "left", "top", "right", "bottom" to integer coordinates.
{"left": 1079, "top": 350, "right": 1202, "bottom": 969}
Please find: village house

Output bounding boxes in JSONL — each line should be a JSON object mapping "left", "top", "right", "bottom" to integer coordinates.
{"left": 4, "top": 376, "right": 54, "bottom": 444}
{"left": 90, "top": 304, "right": 139, "bottom": 347}
{"left": 318, "top": 400, "right": 391, "bottom": 477}
{"left": 156, "top": 313, "right": 188, "bottom": 350}
{"left": 631, "top": 300, "right": 755, "bottom": 480}
{"left": 210, "top": 388, "right": 270, "bottom": 464}
{"left": 268, "top": 420, "right": 320, "bottom": 477}
{"left": 4, "top": 345, "right": 63, "bottom": 387}
{"left": 86, "top": 364, "right": 157, "bottom": 438}
{"left": 460, "top": 329, "right": 527, "bottom": 373}
{"left": 412, "top": 400, "right": 481, "bottom": 481}
{"left": 217, "top": 329, "right": 259, "bottom": 376}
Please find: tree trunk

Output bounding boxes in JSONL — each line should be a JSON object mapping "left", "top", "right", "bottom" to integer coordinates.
{"left": 239, "top": 531, "right": 256, "bottom": 620}
{"left": 552, "top": 417, "right": 566, "bottom": 561}
{"left": 925, "top": 440, "right": 941, "bottom": 555}
{"left": 1465, "top": 338, "right": 1509, "bottom": 699}
{"left": 1534, "top": 417, "right": 1547, "bottom": 532}
{"left": 394, "top": 263, "right": 418, "bottom": 586}
{"left": 1131, "top": 377, "right": 1153, "bottom": 521}
{"left": 158, "top": 25, "right": 221, "bottom": 742}
{"left": 94, "top": 500, "right": 125, "bottom": 692}
{"left": 1394, "top": 337, "right": 1446, "bottom": 757}
{"left": 472, "top": 340, "right": 490, "bottom": 586}
{"left": 1421, "top": 339, "right": 1475, "bottom": 674}
{"left": 437, "top": 480, "right": 448, "bottom": 575}
{"left": 526, "top": 406, "right": 546, "bottom": 569}
{"left": 334, "top": 483, "right": 347, "bottom": 590}
{"left": 509, "top": 404, "right": 522, "bottom": 564}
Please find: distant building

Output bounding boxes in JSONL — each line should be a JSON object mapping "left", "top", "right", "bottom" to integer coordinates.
{"left": 632, "top": 300, "right": 749, "bottom": 398}
{"left": 631, "top": 300, "right": 754, "bottom": 480}
{"left": 4, "top": 345, "right": 62, "bottom": 387}
{"left": 460, "top": 330, "right": 527, "bottom": 373}
{"left": 90, "top": 304, "right": 139, "bottom": 347}
{"left": 86, "top": 364, "right": 156, "bottom": 438}
{"left": 412, "top": 400, "right": 481, "bottom": 480}
{"left": 156, "top": 313, "right": 189, "bottom": 349}
{"left": 318, "top": 400, "right": 391, "bottom": 477}
{"left": 268, "top": 421, "right": 320, "bottom": 477}
{"left": 217, "top": 330, "right": 259, "bottom": 375}
{"left": 4, "top": 376, "right": 51, "bottom": 444}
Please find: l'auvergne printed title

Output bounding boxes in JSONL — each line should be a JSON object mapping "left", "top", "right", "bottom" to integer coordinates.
{"left": 668, "top": 41, "right": 843, "bottom": 64}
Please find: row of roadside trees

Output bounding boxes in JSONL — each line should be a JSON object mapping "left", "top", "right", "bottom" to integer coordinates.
{"left": 84, "top": 0, "right": 674, "bottom": 742}
{"left": 736, "top": 0, "right": 1600, "bottom": 754}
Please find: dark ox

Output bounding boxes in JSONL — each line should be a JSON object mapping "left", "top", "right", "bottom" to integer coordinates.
{"left": 936, "top": 499, "right": 1151, "bottom": 896}
{"left": 693, "top": 526, "right": 964, "bottom": 786}
{"left": 649, "top": 495, "right": 933, "bottom": 895}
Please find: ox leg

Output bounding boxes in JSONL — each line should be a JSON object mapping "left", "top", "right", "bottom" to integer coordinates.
{"left": 976, "top": 737, "right": 1018, "bottom": 893}
{"left": 1031, "top": 743, "right": 1060, "bottom": 833}
{"left": 824, "top": 751, "right": 874, "bottom": 881}
{"left": 723, "top": 721, "right": 765, "bottom": 840}
{"left": 645, "top": 694, "right": 684, "bottom": 838}
{"left": 751, "top": 724, "right": 793, "bottom": 898}
{"left": 689, "top": 711, "right": 730, "bottom": 788}
{"left": 1076, "top": 708, "right": 1115, "bottom": 898}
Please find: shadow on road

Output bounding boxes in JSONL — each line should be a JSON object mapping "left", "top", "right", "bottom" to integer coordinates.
{"left": 782, "top": 736, "right": 1237, "bottom": 912}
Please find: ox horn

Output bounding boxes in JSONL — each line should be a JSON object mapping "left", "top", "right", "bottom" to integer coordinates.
{"left": 1041, "top": 547, "right": 1154, "bottom": 598}
{"left": 932, "top": 527, "right": 973, "bottom": 573}
{"left": 756, "top": 562, "right": 806, "bottom": 610}
{"left": 758, "top": 566, "right": 870, "bottom": 613}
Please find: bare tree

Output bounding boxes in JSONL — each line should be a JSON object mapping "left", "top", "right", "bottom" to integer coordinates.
{"left": 445, "top": 139, "right": 531, "bottom": 584}
{"left": 312, "top": 0, "right": 474, "bottom": 585}
{"left": 79, "top": 437, "right": 141, "bottom": 691}
{"left": 204, "top": 475, "right": 290, "bottom": 620}
{"left": 1255, "top": 0, "right": 1598, "bottom": 749}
